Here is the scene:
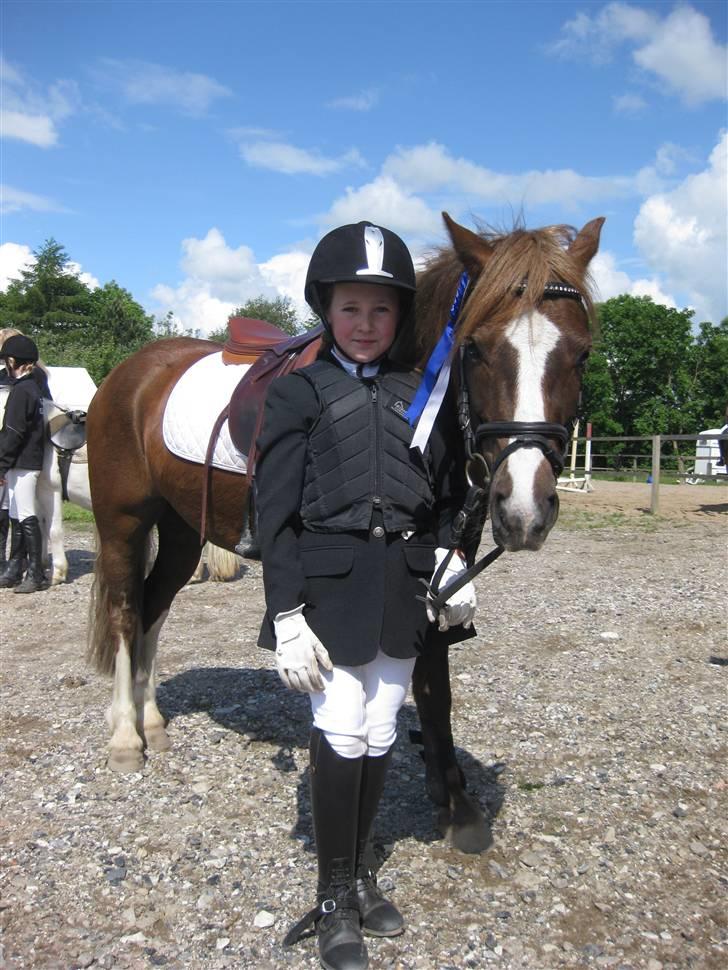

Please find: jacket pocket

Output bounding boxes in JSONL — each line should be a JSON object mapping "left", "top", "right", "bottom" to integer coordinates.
{"left": 300, "top": 547, "right": 354, "bottom": 578}
{"left": 403, "top": 543, "right": 435, "bottom": 573}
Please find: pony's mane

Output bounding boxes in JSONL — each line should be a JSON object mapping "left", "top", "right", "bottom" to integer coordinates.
{"left": 414, "top": 223, "right": 597, "bottom": 360}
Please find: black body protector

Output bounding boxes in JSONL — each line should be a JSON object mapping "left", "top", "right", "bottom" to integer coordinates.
{"left": 296, "top": 361, "right": 434, "bottom": 534}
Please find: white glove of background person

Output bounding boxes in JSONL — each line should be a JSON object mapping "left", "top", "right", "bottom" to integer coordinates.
{"left": 426, "top": 548, "right": 477, "bottom": 632}
{"left": 273, "top": 605, "right": 333, "bottom": 693}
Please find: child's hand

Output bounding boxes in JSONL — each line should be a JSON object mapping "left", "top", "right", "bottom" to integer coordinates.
{"left": 273, "top": 605, "right": 333, "bottom": 692}
{"left": 426, "top": 548, "right": 477, "bottom": 631}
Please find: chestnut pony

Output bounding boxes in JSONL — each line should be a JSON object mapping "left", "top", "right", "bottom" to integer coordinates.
{"left": 87, "top": 212, "right": 603, "bottom": 852}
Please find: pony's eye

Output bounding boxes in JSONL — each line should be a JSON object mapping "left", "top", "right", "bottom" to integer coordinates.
{"left": 576, "top": 350, "right": 590, "bottom": 370}
{"left": 465, "top": 341, "right": 485, "bottom": 363}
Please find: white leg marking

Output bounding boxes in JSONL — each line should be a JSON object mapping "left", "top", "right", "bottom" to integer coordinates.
{"left": 108, "top": 630, "right": 144, "bottom": 770}
{"left": 135, "top": 611, "right": 170, "bottom": 750}
{"left": 504, "top": 312, "right": 559, "bottom": 520}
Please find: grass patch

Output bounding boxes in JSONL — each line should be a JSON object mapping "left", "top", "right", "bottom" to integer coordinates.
{"left": 517, "top": 780, "right": 545, "bottom": 792}
{"left": 63, "top": 504, "right": 95, "bottom": 524}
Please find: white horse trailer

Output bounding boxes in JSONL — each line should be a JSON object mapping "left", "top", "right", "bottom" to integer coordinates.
{"left": 686, "top": 427, "right": 727, "bottom": 484}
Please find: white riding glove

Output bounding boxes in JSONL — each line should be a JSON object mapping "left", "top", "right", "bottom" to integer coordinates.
{"left": 426, "top": 548, "right": 477, "bottom": 632}
{"left": 273, "top": 605, "right": 333, "bottom": 693}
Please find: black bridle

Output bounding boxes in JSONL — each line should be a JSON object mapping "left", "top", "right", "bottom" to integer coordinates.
{"left": 426, "top": 280, "right": 585, "bottom": 610}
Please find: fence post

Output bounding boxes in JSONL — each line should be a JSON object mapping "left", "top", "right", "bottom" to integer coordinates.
{"left": 650, "top": 435, "right": 661, "bottom": 514}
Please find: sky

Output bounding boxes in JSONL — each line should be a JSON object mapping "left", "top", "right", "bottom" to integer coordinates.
{"left": 1, "top": 0, "right": 726, "bottom": 335}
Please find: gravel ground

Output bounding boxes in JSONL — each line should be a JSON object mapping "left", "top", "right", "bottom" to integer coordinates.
{"left": 1, "top": 482, "right": 726, "bottom": 970}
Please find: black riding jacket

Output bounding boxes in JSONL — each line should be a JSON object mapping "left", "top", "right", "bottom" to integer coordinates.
{"left": 0, "top": 372, "right": 45, "bottom": 475}
{"left": 297, "top": 361, "right": 434, "bottom": 533}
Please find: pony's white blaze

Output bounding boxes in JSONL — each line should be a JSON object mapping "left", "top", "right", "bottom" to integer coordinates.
{"left": 504, "top": 311, "right": 560, "bottom": 518}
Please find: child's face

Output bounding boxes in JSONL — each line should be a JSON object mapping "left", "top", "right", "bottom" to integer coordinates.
{"left": 328, "top": 282, "right": 400, "bottom": 363}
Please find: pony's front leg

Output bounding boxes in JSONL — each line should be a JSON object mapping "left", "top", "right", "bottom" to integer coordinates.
{"left": 134, "top": 611, "right": 170, "bottom": 752}
{"left": 36, "top": 466, "right": 67, "bottom": 584}
{"left": 106, "top": 617, "right": 145, "bottom": 772}
{"left": 412, "top": 646, "right": 491, "bottom": 854}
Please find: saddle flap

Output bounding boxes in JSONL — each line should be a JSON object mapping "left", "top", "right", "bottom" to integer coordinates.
{"left": 228, "top": 326, "right": 324, "bottom": 465}
{"left": 48, "top": 410, "right": 87, "bottom": 452}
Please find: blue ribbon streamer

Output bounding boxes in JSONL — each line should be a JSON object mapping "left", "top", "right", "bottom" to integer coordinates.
{"left": 406, "top": 271, "right": 469, "bottom": 427}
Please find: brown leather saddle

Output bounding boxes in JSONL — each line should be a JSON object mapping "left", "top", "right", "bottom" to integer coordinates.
{"left": 199, "top": 317, "right": 324, "bottom": 543}
{"left": 225, "top": 317, "right": 324, "bottom": 471}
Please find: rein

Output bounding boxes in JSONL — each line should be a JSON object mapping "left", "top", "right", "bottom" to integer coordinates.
{"left": 425, "top": 279, "right": 584, "bottom": 611}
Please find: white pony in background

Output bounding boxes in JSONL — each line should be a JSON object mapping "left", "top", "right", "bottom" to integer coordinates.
{"left": 1, "top": 365, "right": 239, "bottom": 585}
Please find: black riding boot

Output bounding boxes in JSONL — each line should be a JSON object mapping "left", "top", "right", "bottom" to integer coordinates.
{"left": 356, "top": 748, "right": 404, "bottom": 937}
{"left": 284, "top": 728, "right": 368, "bottom": 970}
{"left": 0, "top": 519, "right": 26, "bottom": 588}
{"left": 14, "top": 516, "right": 49, "bottom": 593}
{"left": 0, "top": 508, "right": 9, "bottom": 571}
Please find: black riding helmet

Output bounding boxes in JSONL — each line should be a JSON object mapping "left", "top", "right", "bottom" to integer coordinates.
{"left": 305, "top": 222, "right": 416, "bottom": 329}
{"left": 0, "top": 334, "right": 39, "bottom": 363}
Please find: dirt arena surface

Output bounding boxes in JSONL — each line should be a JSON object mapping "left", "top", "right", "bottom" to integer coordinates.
{"left": 1, "top": 480, "right": 726, "bottom": 969}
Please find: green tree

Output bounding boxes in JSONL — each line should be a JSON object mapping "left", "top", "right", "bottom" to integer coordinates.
{"left": 0, "top": 238, "right": 92, "bottom": 336}
{"left": 0, "top": 239, "right": 156, "bottom": 383}
{"left": 594, "top": 295, "right": 699, "bottom": 437}
{"left": 690, "top": 317, "right": 728, "bottom": 428}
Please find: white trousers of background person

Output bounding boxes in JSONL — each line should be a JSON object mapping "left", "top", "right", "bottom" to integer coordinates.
{"left": 0, "top": 479, "right": 8, "bottom": 511}
{"left": 6, "top": 469, "right": 40, "bottom": 521}
{"left": 310, "top": 649, "right": 416, "bottom": 759}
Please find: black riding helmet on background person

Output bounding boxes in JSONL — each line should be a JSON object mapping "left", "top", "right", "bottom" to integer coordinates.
{"left": 0, "top": 335, "right": 39, "bottom": 364}
{"left": 304, "top": 222, "right": 416, "bottom": 329}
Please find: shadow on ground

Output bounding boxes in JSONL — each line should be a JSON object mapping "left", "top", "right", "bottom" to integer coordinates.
{"left": 159, "top": 665, "right": 506, "bottom": 855}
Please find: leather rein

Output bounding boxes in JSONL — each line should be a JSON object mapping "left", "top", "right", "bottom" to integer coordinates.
{"left": 426, "top": 281, "right": 584, "bottom": 611}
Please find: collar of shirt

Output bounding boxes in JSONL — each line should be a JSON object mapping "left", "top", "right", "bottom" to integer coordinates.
{"left": 331, "top": 346, "right": 381, "bottom": 379}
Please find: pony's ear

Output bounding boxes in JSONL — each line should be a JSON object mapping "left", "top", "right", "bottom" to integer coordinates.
{"left": 442, "top": 212, "right": 493, "bottom": 278}
{"left": 568, "top": 217, "right": 605, "bottom": 270}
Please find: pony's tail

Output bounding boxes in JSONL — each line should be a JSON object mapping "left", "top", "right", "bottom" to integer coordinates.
{"left": 205, "top": 542, "right": 241, "bottom": 582}
{"left": 87, "top": 530, "right": 155, "bottom": 676}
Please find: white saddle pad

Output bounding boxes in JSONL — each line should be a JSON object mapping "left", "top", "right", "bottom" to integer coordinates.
{"left": 162, "top": 352, "right": 251, "bottom": 474}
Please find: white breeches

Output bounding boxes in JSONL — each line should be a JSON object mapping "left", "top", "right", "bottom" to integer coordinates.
{"left": 6, "top": 469, "right": 40, "bottom": 521}
{"left": 0, "top": 479, "right": 7, "bottom": 511}
{"left": 310, "top": 649, "right": 416, "bottom": 759}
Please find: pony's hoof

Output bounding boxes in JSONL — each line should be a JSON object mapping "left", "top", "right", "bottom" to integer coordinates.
{"left": 439, "top": 801, "right": 493, "bottom": 854}
{"left": 107, "top": 749, "right": 145, "bottom": 773}
{"left": 144, "top": 726, "right": 171, "bottom": 752}
{"left": 449, "top": 818, "right": 493, "bottom": 854}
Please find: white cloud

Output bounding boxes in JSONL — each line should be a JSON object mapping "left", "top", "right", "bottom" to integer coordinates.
{"left": 382, "top": 142, "right": 638, "bottom": 207}
{"left": 613, "top": 93, "right": 647, "bottom": 116}
{"left": 327, "top": 89, "right": 379, "bottom": 111}
{"left": 0, "top": 57, "right": 81, "bottom": 147}
{"left": 1, "top": 110, "right": 58, "bottom": 147}
{"left": 97, "top": 59, "right": 231, "bottom": 115}
{"left": 591, "top": 250, "right": 677, "bottom": 308}
{"left": 259, "top": 251, "right": 312, "bottom": 321}
{"left": 240, "top": 140, "right": 365, "bottom": 176}
{"left": 633, "top": 131, "right": 728, "bottom": 322}
{"left": 0, "top": 243, "right": 34, "bottom": 291}
{"left": 68, "top": 261, "right": 100, "bottom": 291}
{"left": 151, "top": 228, "right": 291, "bottom": 334}
{"left": 550, "top": 3, "right": 727, "bottom": 105}
{"left": 634, "top": 6, "right": 728, "bottom": 106}
{"left": 1, "top": 185, "right": 66, "bottom": 214}
{"left": 322, "top": 176, "right": 441, "bottom": 238}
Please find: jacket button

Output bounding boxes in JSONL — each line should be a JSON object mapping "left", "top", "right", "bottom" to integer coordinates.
{"left": 372, "top": 525, "right": 385, "bottom": 538}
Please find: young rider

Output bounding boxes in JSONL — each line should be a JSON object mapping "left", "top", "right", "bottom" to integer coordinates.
{"left": 0, "top": 334, "right": 49, "bottom": 593}
{"left": 255, "top": 222, "right": 477, "bottom": 970}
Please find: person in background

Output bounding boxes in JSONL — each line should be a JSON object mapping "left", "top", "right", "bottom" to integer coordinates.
{"left": 255, "top": 222, "right": 476, "bottom": 970}
{"left": 0, "top": 328, "right": 52, "bottom": 569}
{"left": 0, "top": 335, "right": 49, "bottom": 592}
